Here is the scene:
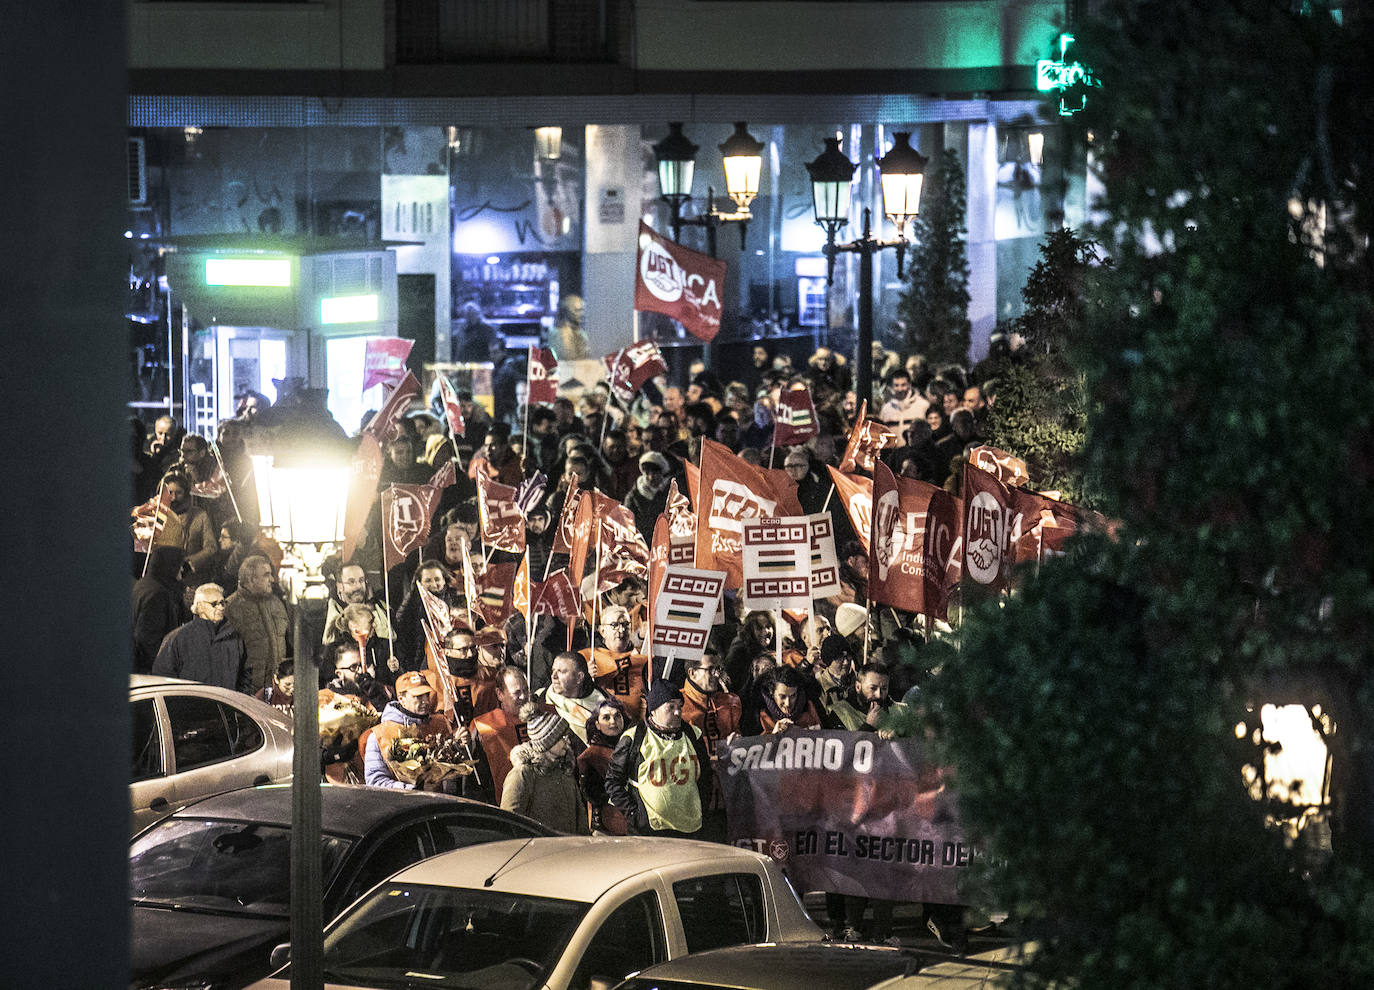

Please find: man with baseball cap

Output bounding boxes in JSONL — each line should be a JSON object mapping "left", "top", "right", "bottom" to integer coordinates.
{"left": 605, "top": 680, "right": 712, "bottom": 838}
{"left": 624, "top": 450, "right": 672, "bottom": 544}
{"left": 364, "top": 670, "right": 472, "bottom": 790}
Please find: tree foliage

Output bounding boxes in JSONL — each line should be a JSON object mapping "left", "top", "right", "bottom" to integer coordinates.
{"left": 926, "top": 1, "right": 1374, "bottom": 986}
{"left": 980, "top": 229, "right": 1102, "bottom": 502}
{"left": 897, "top": 148, "right": 971, "bottom": 366}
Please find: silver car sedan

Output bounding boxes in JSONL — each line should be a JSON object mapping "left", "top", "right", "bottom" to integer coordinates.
{"left": 129, "top": 674, "right": 293, "bottom": 834}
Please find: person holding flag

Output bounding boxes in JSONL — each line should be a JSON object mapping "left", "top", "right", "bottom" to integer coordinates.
{"left": 580, "top": 605, "right": 649, "bottom": 723}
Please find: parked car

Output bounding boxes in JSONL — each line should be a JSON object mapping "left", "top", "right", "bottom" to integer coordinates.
{"left": 612, "top": 941, "right": 1033, "bottom": 990}
{"left": 250, "top": 836, "right": 823, "bottom": 990}
{"left": 130, "top": 784, "right": 555, "bottom": 990}
{"left": 130, "top": 673, "right": 293, "bottom": 835}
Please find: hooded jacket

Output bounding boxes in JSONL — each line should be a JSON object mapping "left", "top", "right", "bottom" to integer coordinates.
{"left": 152, "top": 616, "right": 249, "bottom": 692}
{"left": 501, "top": 743, "right": 587, "bottom": 834}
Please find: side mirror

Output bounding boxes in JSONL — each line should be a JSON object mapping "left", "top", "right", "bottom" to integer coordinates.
{"left": 269, "top": 943, "right": 291, "bottom": 970}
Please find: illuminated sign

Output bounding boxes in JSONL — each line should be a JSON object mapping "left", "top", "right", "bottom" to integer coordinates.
{"left": 204, "top": 257, "right": 292, "bottom": 287}
{"left": 320, "top": 294, "right": 380, "bottom": 325}
{"left": 1036, "top": 33, "right": 1098, "bottom": 116}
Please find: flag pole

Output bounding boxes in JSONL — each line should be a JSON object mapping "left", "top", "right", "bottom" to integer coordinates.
{"left": 523, "top": 346, "right": 532, "bottom": 467}
{"left": 140, "top": 475, "right": 168, "bottom": 578}
{"left": 523, "top": 547, "right": 533, "bottom": 688}
{"left": 209, "top": 441, "right": 244, "bottom": 523}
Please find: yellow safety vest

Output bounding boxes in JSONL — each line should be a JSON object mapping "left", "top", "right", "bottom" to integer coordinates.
{"left": 633, "top": 723, "right": 703, "bottom": 833}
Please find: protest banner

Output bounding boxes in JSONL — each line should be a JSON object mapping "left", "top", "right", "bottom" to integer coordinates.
{"left": 131, "top": 483, "right": 173, "bottom": 554}
{"left": 697, "top": 438, "right": 802, "bottom": 588}
{"left": 437, "top": 374, "right": 465, "bottom": 437}
{"left": 634, "top": 221, "right": 727, "bottom": 342}
{"left": 807, "top": 513, "right": 842, "bottom": 599}
{"left": 651, "top": 566, "right": 726, "bottom": 683}
{"left": 742, "top": 516, "right": 813, "bottom": 612}
{"left": 531, "top": 569, "right": 579, "bottom": 618}
{"left": 773, "top": 387, "right": 819, "bottom": 447}
{"left": 380, "top": 483, "right": 441, "bottom": 572}
{"left": 603, "top": 340, "right": 669, "bottom": 404}
{"left": 719, "top": 731, "right": 971, "bottom": 905}
{"left": 474, "top": 562, "right": 518, "bottom": 628}
{"left": 362, "top": 337, "right": 414, "bottom": 393}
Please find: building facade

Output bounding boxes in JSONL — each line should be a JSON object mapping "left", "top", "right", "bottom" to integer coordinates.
{"left": 126, "top": 0, "right": 1081, "bottom": 429}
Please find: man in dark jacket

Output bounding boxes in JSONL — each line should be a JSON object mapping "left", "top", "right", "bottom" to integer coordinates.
{"left": 605, "top": 680, "right": 712, "bottom": 838}
{"left": 131, "top": 546, "right": 187, "bottom": 673}
{"left": 152, "top": 583, "right": 250, "bottom": 692}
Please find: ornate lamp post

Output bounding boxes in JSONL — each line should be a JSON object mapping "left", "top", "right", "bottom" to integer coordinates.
{"left": 805, "top": 132, "right": 927, "bottom": 405}
{"left": 251, "top": 451, "right": 350, "bottom": 990}
{"left": 653, "top": 121, "right": 764, "bottom": 257}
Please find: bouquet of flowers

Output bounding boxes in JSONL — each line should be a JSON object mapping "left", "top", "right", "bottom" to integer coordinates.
{"left": 384, "top": 731, "right": 477, "bottom": 787}
{"left": 317, "top": 689, "right": 380, "bottom": 750}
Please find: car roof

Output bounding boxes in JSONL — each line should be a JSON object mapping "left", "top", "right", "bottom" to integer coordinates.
{"left": 389, "top": 836, "right": 773, "bottom": 902}
{"left": 624, "top": 942, "right": 1033, "bottom": 990}
{"left": 157, "top": 784, "right": 544, "bottom": 840}
{"left": 624, "top": 943, "right": 919, "bottom": 990}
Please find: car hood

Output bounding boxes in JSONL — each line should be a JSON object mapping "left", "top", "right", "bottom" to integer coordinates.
{"left": 130, "top": 904, "right": 287, "bottom": 989}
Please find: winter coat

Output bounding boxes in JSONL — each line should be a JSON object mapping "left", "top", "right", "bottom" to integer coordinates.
{"left": 364, "top": 701, "right": 451, "bottom": 789}
{"left": 224, "top": 587, "right": 288, "bottom": 696}
{"left": 501, "top": 743, "right": 588, "bottom": 834}
{"left": 154, "top": 504, "right": 219, "bottom": 575}
{"left": 152, "top": 617, "right": 249, "bottom": 692}
{"left": 624, "top": 476, "right": 669, "bottom": 546}
{"left": 132, "top": 546, "right": 187, "bottom": 673}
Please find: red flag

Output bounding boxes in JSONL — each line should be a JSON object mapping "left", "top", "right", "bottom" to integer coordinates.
{"left": 131, "top": 485, "right": 174, "bottom": 554}
{"left": 419, "top": 583, "right": 455, "bottom": 640}
{"left": 664, "top": 479, "right": 696, "bottom": 565}
{"left": 438, "top": 374, "right": 466, "bottom": 438}
{"left": 967, "top": 445, "right": 1031, "bottom": 489}
{"left": 475, "top": 472, "right": 526, "bottom": 554}
{"left": 513, "top": 557, "right": 530, "bottom": 617}
{"left": 380, "top": 483, "right": 441, "bottom": 572}
{"left": 773, "top": 387, "right": 820, "bottom": 447}
{"left": 962, "top": 464, "right": 1024, "bottom": 593}
{"left": 363, "top": 371, "right": 422, "bottom": 448}
{"left": 474, "top": 562, "right": 519, "bottom": 627}
{"left": 551, "top": 477, "right": 581, "bottom": 556}
{"left": 870, "top": 460, "right": 961, "bottom": 620}
{"left": 696, "top": 438, "right": 803, "bottom": 588}
{"left": 527, "top": 347, "right": 559, "bottom": 407}
{"left": 341, "top": 434, "right": 383, "bottom": 565}
{"left": 362, "top": 337, "right": 414, "bottom": 393}
{"left": 567, "top": 493, "right": 598, "bottom": 593}
{"left": 683, "top": 459, "right": 700, "bottom": 511}
{"left": 595, "top": 496, "right": 651, "bottom": 593}
{"left": 532, "top": 569, "right": 579, "bottom": 618}
{"left": 825, "top": 465, "right": 874, "bottom": 554}
{"left": 838, "top": 399, "right": 901, "bottom": 474}
{"left": 633, "top": 221, "right": 726, "bottom": 342}
{"left": 428, "top": 459, "right": 457, "bottom": 492}
{"left": 603, "top": 340, "right": 669, "bottom": 404}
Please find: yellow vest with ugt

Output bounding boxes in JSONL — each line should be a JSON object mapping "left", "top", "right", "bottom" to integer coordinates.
{"left": 632, "top": 723, "right": 703, "bottom": 833}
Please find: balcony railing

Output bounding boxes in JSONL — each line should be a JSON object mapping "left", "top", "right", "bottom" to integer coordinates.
{"left": 395, "top": 0, "right": 626, "bottom": 65}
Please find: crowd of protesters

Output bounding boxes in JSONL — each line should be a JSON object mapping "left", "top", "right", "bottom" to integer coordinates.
{"left": 128, "top": 331, "right": 1025, "bottom": 949}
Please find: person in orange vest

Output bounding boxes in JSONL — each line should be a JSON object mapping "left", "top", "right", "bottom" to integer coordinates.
{"left": 471, "top": 667, "right": 551, "bottom": 803}
{"left": 678, "top": 646, "right": 742, "bottom": 843}
{"left": 429, "top": 626, "right": 501, "bottom": 726}
{"left": 580, "top": 605, "right": 648, "bottom": 721}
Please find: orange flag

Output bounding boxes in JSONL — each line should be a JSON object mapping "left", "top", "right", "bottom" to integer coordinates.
{"left": 838, "top": 399, "right": 901, "bottom": 474}
{"left": 695, "top": 438, "right": 803, "bottom": 588}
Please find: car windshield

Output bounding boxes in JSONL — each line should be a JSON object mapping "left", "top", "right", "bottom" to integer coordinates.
{"left": 130, "top": 819, "right": 352, "bottom": 918}
{"left": 312, "top": 883, "right": 588, "bottom": 989}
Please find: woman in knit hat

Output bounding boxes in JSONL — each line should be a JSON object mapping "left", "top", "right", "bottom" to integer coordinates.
{"left": 500, "top": 702, "right": 587, "bottom": 833}
{"left": 577, "top": 698, "right": 629, "bottom": 834}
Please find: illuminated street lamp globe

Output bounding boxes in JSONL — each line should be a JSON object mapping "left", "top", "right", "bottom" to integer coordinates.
{"left": 876, "top": 131, "right": 928, "bottom": 241}
{"left": 719, "top": 121, "right": 765, "bottom": 213}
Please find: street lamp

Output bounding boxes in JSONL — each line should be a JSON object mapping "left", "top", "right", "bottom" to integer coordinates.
{"left": 805, "top": 131, "right": 928, "bottom": 406}
{"left": 653, "top": 121, "right": 763, "bottom": 257}
{"left": 252, "top": 451, "right": 350, "bottom": 990}
{"left": 533, "top": 125, "right": 563, "bottom": 162}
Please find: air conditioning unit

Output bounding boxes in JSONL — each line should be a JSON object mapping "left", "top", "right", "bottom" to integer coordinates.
{"left": 127, "top": 137, "right": 147, "bottom": 206}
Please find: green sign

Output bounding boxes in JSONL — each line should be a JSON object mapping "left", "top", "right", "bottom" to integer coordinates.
{"left": 1036, "top": 33, "right": 1098, "bottom": 116}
